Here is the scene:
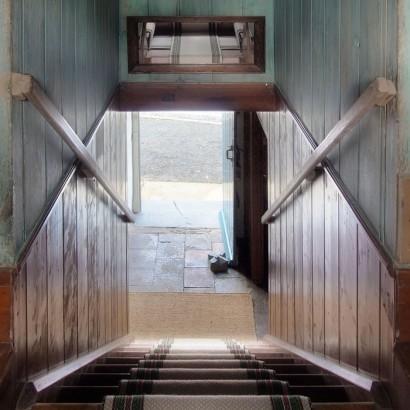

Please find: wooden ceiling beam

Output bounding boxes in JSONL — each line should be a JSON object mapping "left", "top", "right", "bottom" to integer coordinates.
{"left": 118, "top": 82, "right": 279, "bottom": 111}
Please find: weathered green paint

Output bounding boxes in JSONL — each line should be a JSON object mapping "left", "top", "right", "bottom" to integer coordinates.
{"left": 119, "top": 0, "right": 274, "bottom": 82}
{"left": 398, "top": 0, "right": 410, "bottom": 174}
{"left": 0, "top": 0, "right": 14, "bottom": 266}
{"left": 10, "top": 0, "right": 120, "bottom": 261}
{"left": 274, "top": 0, "right": 398, "bottom": 256}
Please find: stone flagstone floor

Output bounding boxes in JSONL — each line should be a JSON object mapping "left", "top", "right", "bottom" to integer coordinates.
{"left": 128, "top": 226, "right": 269, "bottom": 339}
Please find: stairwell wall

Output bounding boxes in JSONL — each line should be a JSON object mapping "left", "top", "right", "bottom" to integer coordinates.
{"left": 258, "top": 0, "right": 400, "bottom": 399}
{"left": 0, "top": 1, "right": 130, "bottom": 406}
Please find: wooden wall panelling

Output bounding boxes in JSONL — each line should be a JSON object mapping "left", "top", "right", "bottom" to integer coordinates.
{"left": 86, "top": 0, "right": 97, "bottom": 133}
{"left": 77, "top": 176, "right": 89, "bottom": 355}
{"left": 103, "top": 116, "right": 113, "bottom": 342}
{"left": 149, "top": 0, "right": 178, "bottom": 16}
{"left": 23, "top": 0, "right": 46, "bottom": 237}
{"left": 384, "top": 0, "right": 398, "bottom": 253}
{"left": 357, "top": 226, "right": 381, "bottom": 376}
{"left": 358, "top": 1, "right": 384, "bottom": 235}
{"left": 380, "top": 264, "right": 394, "bottom": 381}
{"left": 300, "top": 0, "right": 312, "bottom": 129}
{"left": 396, "top": 270, "right": 410, "bottom": 342}
{"left": 339, "top": 199, "right": 358, "bottom": 369}
{"left": 75, "top": 0, "right": 88, "bottom": 142}
{"left": 46, "top": 202, "right": 64, "bottom": 369}
{"left": 26, "top": 229, "right": 48, "bottom": 377}
{"left": 311, "top": 173, "right": 325, "bottom": 355}
{"left": 12, "top": 0, "right": 25, "bottom": 253}
{"left": 338, "top": 0, "right": 360, "bottom": 200}
{"left": 301, "top": 142, "right": 313, "bottom": 352}
{"left": 274, "top": 0, "right": 286, "bottom": 90}
{"left": 279, "top": 111, "right": 288, "bottom": 341}
{"left": 44, "top": 0, "right": 63, "bottom": 197}
{"left": 324, "top": 175, "right": 339, "bottom": 361}
{"left": 286, "top": 114, "right": 295, "bottom": 344}
{"left": 291, "top": 0, "right": 302, "bottom": 115}
{"left": 285, "top": 0, "right": 293, "bottom": 104}
{"left": 273, "top": 113, "right": 281, "bottom": 338}
{"left": 61, "top": 1, "right": 77, "bottom": 168}
{"left": 95, "top": 122, "right": 106, "bottom": 347}
{"left": 13, "top": 265, "right": 27, "bottom": 382}
{"left": 179, "top": 0, "right": 210, "bottom": 16}
{"left": 310, "top": 0, "right": 325, "bottom": 143}
{"left": 88, "top": 156, "right": 98, "bottom": 350}
{"left": 323, "top": 0, "right": 341, "bottom": 170}
{"left": 0, "top": 270, "right": 12, "bottom": 343}
{"left": 111, "top": 113, "right": 119, "bottom": 340}
{"left": 63, "top": 178, "right": 78, "bottom": 361}
{"left": 293, "top": 127, "right": 304, "bottom": 349}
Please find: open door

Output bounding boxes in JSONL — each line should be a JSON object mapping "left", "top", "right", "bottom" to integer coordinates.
{"left": 219, "top": 112, "right": 236, "bottom": 263}
{"left": 220, "top": 112, "right": 268, "bottom": 288}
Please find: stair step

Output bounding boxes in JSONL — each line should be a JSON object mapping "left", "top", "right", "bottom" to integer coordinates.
{"left": 104, "top": 394, "right": 312, "bottom": 409}
{"left": 276, "top": 374, "right": 342, "bottom": 386}
{"left": 290, "top": 385, "right": 350, "bottom": 402}
{"left": 63, "top": 373, "right": 130, "bottom": 386}
{"left": 144, "top": 353, "right": 256, "bottom": 360}
{"left": 99, "top": 356, "right": 143, "bottom": 364}
{"left": 138, "top": 359, "right": 266, "bottom": 369}
{"left": 56, "top": 386, "right": 119, "bottom": 403}
{"left": 312, "top": 404, "right": 376, "bottom": 409}
{"left": 118, "top": 379, "right": 289, "bottom": 395}
{"left": 86, "top": 364, "right": 137, "bottom": 373}
{"left": 265, "top": 363, "right": 318, "bottom": 374}
{"left": 130, "top": 368, "right": 276, "bottom": 380}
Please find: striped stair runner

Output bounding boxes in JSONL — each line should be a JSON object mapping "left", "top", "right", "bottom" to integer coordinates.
{"left": 33, "top": 339, "right": 377, "bottom": 410}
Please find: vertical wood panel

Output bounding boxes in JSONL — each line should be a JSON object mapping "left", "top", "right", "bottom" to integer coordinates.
{"left": 294, "top": 127, "right": 304, "bottom": 349}
{"left": 301, "top": 0, "right": 312, "bottom": 129}
{"left": 324, "top": 176, "right": 339, "bottom": 361}
{"left": 13, "top": 266, "right": 27, "bottom": 382}
{"left": 286, "top": 115, "right": 295, "bottom": 344}
{"left": 357, "top": 228, "right": 380, "bottom": 376}
{"left": 77, "top": 176, "right": 89, "bottom": 355}
{"left": 26, "top": 229, "right": 48, "bottom": 377}
{"left": 87, "top": 175, "right": 98, "bottom": 350}
{"left": 380, "top": 264, "right": 394, "bottom": 381}
{"left": 339, "top": 0, "right": 360, "bottom": 199}
{"left": 311, "top": 175, "right": 325, "bottom": 355}
{"left": 45, "top": 0, "right": 63, "bottom": 197}
{"left": 339, "top": 200, "right": 358, "bottom": 368}
{"left": 324, "top": 0, "right": 340, "bottom": 169}
{"left": 23, "top": 1, "right": 47, "bottom": 236}
{"left": 311, "top": 0, "right": 325, "bottom": 143}
{"left": 47, "top": 202, "right": 64, "bottom": 369}
{"left": 358, "top": 0, "right": 383, "bottom": 233}
{"left": 61, "top": 1, "right": 77, "bottom": 169}
{"left": 75, "top": 0, "right": 88, "bottom": 142}
{"left": 63, "top": 179, "right": 78, "bottom": 361}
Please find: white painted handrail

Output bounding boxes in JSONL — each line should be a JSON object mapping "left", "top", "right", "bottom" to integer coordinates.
{"left": 261, "top": 77, "right": 396, "bottom": 224}
{"left": 11, "top": 73, "right": 135, "bottom": 223}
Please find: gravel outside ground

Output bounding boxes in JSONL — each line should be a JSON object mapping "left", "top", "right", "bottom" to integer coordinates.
{"left": 140, "top": 112, "right": 223, "bottom": 184}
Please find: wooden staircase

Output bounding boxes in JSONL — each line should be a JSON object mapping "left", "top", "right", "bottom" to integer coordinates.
{"left": 31, "top": 339, "right": 379, "bottom": 409}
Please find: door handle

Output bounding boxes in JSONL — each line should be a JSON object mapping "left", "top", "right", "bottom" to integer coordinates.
{"left": 226, "top": 145, "right": 234, "bottom": 161}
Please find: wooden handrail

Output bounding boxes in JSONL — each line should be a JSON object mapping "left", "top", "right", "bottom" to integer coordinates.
{"left": 11, "top": 73, "right": 135, "bottom": 223}
{"left": 261, "top": 77, "right": 396, "bottom": 224}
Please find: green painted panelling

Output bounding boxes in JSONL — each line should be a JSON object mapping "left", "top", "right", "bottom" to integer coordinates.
{"left": 119, "top": 0, "right": 274, "bottom": 82}
{"left": 274, "top": 0, "right": 398, "bottom": 254}
{"left": 179, "top": 0, "right": 210, "bottom": 16}
{"left": 9, "top": 0, "right": 120, "bottom": 261}
{"left": 398, "top": 0, "right": 410, "bottom": 173}
{"left": 0, "top": 0, "right": 13, "bottom": 265}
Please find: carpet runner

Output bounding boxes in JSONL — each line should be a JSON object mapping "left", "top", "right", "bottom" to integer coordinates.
{"left": 101, "top": 339, "right": 312, "bottom": 409}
